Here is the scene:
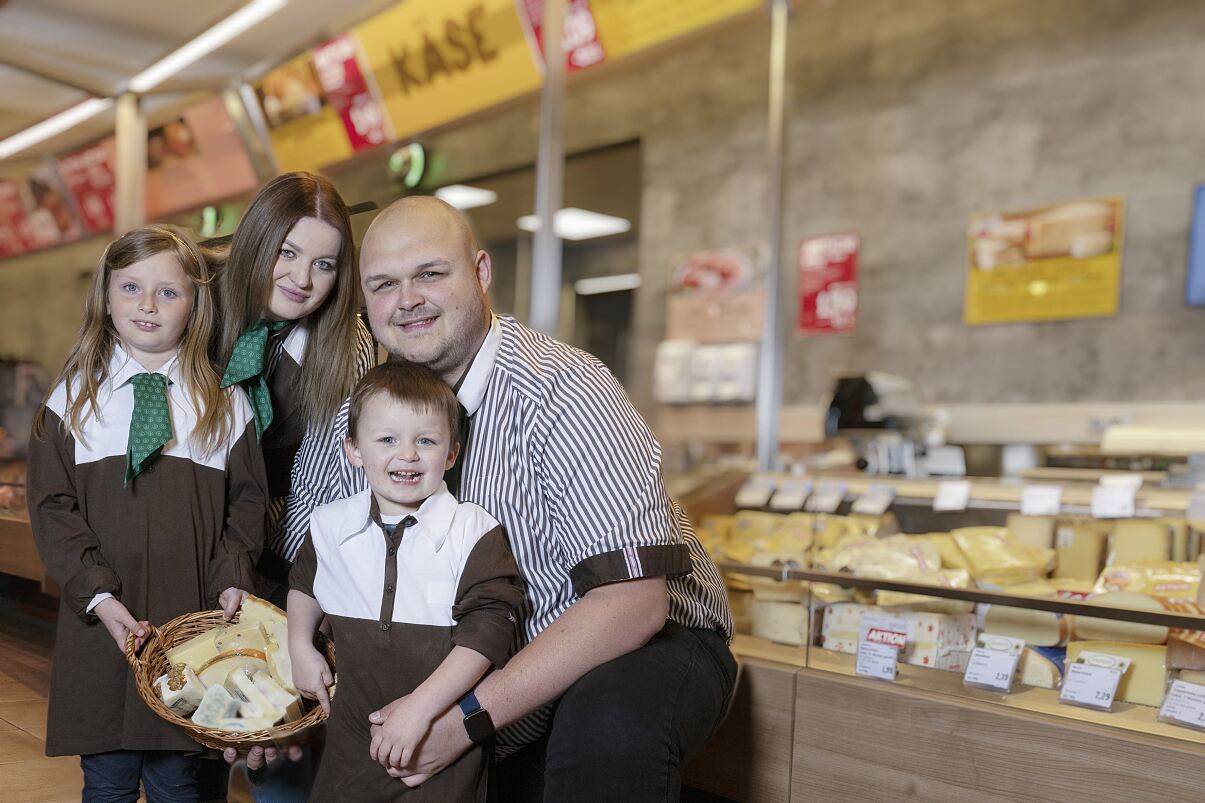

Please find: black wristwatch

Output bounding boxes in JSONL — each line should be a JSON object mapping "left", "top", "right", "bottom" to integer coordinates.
{"left": 458, "top": 691, "right": 495, "bottom": 745}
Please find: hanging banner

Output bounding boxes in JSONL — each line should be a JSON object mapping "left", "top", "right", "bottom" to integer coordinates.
{"left": 0, "top": 181, "right": 28, "bottom": 258}
{"left": 258, "top": 51, "right": 356, "bottom": 173}
{"left": 965, "top": 197, "right": 1124, "bottom": 325}
{"left": 0, "top": 164, "right": 85, "bottom": 255}
{"left": 311, "top": 35, "right": 392, "bottom": 151}
{"left": 666, "top": 248, "right": 763, "bottom": 343}
{"left": 57, "top": 140, "right": 117, "bottom": 234}
{"left": 798, "top": 231, "right": 859, "bottom": 335}
{"left": 354, "top": 0, "right": 542, "bottom": 143}
{"left": 589, "top": 0, "right": 760, "bottom": 60}
{"left": 517, "top": 0, "right": 607, "bottom": 72}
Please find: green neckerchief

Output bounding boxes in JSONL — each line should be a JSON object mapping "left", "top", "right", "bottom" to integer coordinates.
{"left": 126, "top": 372, "right": 173, "bottom": 486}
{"left": 220, "top": 319, "right": 290, "bottom": 440}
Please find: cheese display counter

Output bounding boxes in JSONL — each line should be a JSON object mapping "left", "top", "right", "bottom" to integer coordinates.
{"left": 681, "top": 475, "right": 1205, "bottom": 801}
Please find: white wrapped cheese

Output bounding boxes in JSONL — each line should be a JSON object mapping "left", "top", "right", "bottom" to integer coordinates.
{"left": 191, "top": 684, "right": 239, "bottom": 727}
{"left": 225, "top": 668, "right": 286, "bottom": 725}
{"left": 154, "top": 664, "right": 206, "bottom": 716}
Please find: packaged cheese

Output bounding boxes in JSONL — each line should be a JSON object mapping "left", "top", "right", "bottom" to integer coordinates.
{"left": 1065, "top": 641, "right": 1168, "bottom": 707}
{"left": 820, "top": 603, "right": 883, "bottom": 655}
{"left": 751, "top": 599, "right": 809, "bottom": 646}
{"left": 225, "top": 668, "right": 286, "bottom": 725}
{"left": 165, "top": 629, "right": 222, "bottom": 672}
{"left": 1071, "top": 592, "right": 1169, "bottom": 644}
{"left": 1053, "top": 525, "right": 1106, "bottom": 581}
{"left": 154, "top": 664, "right": 207, "bottom": 716}
{"left": 900, "top": 611, "right": 976, "bottom": 671}
{"left": 1168, "top": 638, "right": 1205, "bottom": 670}
{"left": 1107, "top": 520, "right": 1170, "bottom": 567}
{"left": 1093, "top": 561, "right": 1201, "bottom": 600}
{"left": 197, "top": 652, "right": 270, "bottom": 690}
{"left": 191, "top": 684, "right": 240, "bottom": 728}
{"left": 252, "top": 670, "right": 304, "bottom": 722}
{"left": 876, "top": 569, "right": 974, "bottom": 615}
{"left": 927, "top": 533, "right": 971, "bottom": 572}
{"left": 731, "top": 511, "right": 784, "bottom": 541}
{"left": 1005, "top": 514, "right": 1056, "bottom": 551}
{"left": 952, "top": 527, "right": 1053, "bottom": 581}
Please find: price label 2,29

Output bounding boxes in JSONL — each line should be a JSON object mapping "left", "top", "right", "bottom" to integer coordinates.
{"left": 1059, "top": 662, "right": 1124, "bottom": 711}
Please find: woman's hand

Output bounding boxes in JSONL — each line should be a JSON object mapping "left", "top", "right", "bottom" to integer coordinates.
{"left": 94, "top": 598, "right": 149, "bottom": 652}
{"left": 218, "top": 587, "right": 249, "bottom": 621}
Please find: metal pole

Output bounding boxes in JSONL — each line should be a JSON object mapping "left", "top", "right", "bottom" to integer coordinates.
{"left": 756, "top": 0, "right": 791, "bottom": 471}
{"left": 113, "top": 92, "right": 147, "bottom": 234}
{"left": 529, "top": 0, "right": 566, "bottom": 334}
{"left": 227, "top": 83, "right": 279, "bottom": 180}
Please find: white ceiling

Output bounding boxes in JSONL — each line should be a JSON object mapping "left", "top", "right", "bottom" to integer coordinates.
{"left": 0, "top": 0, "right": 400, "bottom": 164}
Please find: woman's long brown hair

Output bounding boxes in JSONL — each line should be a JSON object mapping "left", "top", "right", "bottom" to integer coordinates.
{"left": 215, "top": 172, "right": 360, "bottom": 428}
{"left": 34, "top": 225, "right": 232, "bottom": 453}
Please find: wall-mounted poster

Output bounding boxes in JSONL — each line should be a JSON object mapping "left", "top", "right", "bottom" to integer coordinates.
{"left": 56, "top": 141, "right": 117, "bottom": 234}
{"left": 964, "top": 197, "right": 1124, "bottom": 325}
{"left": 665, "top": 248, "right": 763, "bottom": 342}
{"left": 798, "top": 231, "right": 859, "bottom": 335}
{"left": 257, "top": 51, "right": 356, "bottom": 173}
{"left": 0, "top": 164, "right": 85, "bottom": 257}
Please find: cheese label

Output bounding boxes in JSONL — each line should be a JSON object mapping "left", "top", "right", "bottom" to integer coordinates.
{"left": 1059, "top": 656, "right": 1126, "bottom": 711}
{"left": 1158, "top": 680, "right": 1205, "bottom": 731}
{"left": 933, "top": 480, "right": 972, "bottom": 512}
{"left": 964, "top": 634, "right": 1024, "bottom": 692}
{"left": 852, "top": 484, "right": 895, "bottom": 516}
{"left": 1021, "top": 485, "right": 1062, "bottom": 516}
{"left": 769, "top": 479, "right": 812, "bottom": 512}
{"left": 855, "top": 640, "right": 899, "bottom": 681}
{"left": 859, "top": 613, "right": 911, "bottom": 650}
{"left": 806, "top": 481, "right": 847, "bottom": 513}
{"left": 1091, "top": 485, "right": 1135, "bottom": 519}
{"left": 735, "top": 475, "right": 778, "bottom": 510}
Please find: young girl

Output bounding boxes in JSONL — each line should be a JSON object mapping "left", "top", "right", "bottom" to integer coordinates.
{"left": 28, "top": 225, "right": 268, "bottom": 800}
{"left": 215, "top": 172, "right": 375, "bottom": 595}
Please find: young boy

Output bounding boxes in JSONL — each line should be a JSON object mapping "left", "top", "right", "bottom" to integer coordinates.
{"left": 288, "top": 361, "right": 524, "bottom": 801}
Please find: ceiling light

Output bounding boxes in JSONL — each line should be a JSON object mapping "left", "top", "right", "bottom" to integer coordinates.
{"left": 517, "top": 207, "right": 632, "bottom": 241}
{"left": 574, "top": 273, "right": 642, "bottom": 295}
{"left": 128, "top": 0, "right": 288, "bottom": 93}
{"left": 435, "top": 184, "right": 498, "bottom": 210}
{"left": 0, "top": 97, "right": 114, "bottom": 161}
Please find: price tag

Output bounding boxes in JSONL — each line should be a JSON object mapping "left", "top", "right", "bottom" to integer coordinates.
{"left": 805, "top": 481, "right": 847, "bottom": 513}
{"left": 963, "top": 634, "right": 1023, "bottom": 692}
{"left": 933, "top": 480, "right": 972, "bottom": 512}
{"left": 1158, "top": 680, "right": 1205, "bottom": 731}
{"left": 1091, "top": 485, "right": 1136, "bottom": 519}
{"left": 1059, "top": 652, "right": 1129, "bottom": 711}
{"left": 851, "top": 484, "right": 896, "bottom": 515}
{"left": 855, "top": 641, "right": 899, "bottom": 681}
{"left": 734, "top": 475, "right": 777, "bottom": 509}
{"left": 769, "top": 479, "right": 813, "bottom": 511}
{"left": 1021, "top": 485, "right": 1062, "bottom": 516}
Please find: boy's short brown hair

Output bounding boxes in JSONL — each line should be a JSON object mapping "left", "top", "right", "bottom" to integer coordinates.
{"left": 347, "top": 361, "right": 462, "bottom": 444}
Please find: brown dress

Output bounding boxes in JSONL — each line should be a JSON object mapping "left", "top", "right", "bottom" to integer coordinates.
{"left": 27, "top": 349, "right": 268, "bottom": 757}
{"left": 291, "top": 488, "right": 524, "bottom": 801}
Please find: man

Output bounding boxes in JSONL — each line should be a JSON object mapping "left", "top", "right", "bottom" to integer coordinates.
{"left": 251, "top": 196, "right": 734, "bottom": 800}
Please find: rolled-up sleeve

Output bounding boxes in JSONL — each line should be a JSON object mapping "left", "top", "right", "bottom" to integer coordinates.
{"left": 538, "top": 363, "right": 694, "bottom": 598}
{"left": 451, "top": 525, "right": 525, "bottom": 668}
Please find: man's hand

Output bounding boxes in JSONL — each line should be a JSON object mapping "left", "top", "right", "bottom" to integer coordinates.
{"left": 291, "top": 644, "right": 333, "bottom": 716}
{"left": 371, "top": 702, "right": 470, "bottom": 784}
{"left": 218, "top": 587, "right": 249, "bottom": 621}
{"left": 95, "top": 598, "right": 149, "bottom": 653}
{"left": 222, "top": 744, "right": 304, "bottom": 769}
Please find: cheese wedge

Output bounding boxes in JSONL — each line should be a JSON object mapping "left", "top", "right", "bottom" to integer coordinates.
{"left": 197, "top": 653, "right": 269, "bottom": 690}
{"left": 213, "top": 621, "right": 269, "bottom": 653}
{"left": 1168, "top": 638, "right": 1205, "bottom": 670}
{"left": 238, "top": 595, "right": 287, "bottom": 627}
{"left": 1066, "top": 641, "right": 1168, "bottom": 707}
{"left": 1006, "top": 514, "right": 1056, "bottom": 550}
{"left": 225, "top": 668, "right": 286, "bottom": 725}
{"left": 1108, "top": 520, "right": 1170, "bottom": 566}
{"left": 1017, "top": 646, "right": 1065, "bottom": 689}
{"left": 1071, "top": 592, "right": 1169, "bottom": 644}
{"left": 261, "top": 619, "right": 296, "bottom": 692}
{"left": 191, "top": 684, "right": 240, "bottom": 727}
{"left": 154, "top": 665, "right": 207, "bottom": 716}
{"left": 252, "top": 670, "right": 304, "bottom": 723}
{"left": 165, "top": 629, "right": 220, "bottom": 672}
{"left": 751, "top": 599, "right": 809, "bottom": 646}
{"left": 1054, "top": 526, "right": 1106, "bottom": 581}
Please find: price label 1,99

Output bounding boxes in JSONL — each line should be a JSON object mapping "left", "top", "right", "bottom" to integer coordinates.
{"left": 1158, "top": 680, "right": 1205, "bottom": 731}
{"left": 855, "top": 641, "right": 900, "bottom": 682}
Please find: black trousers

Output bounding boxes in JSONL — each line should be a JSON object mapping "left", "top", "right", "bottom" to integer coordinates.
{"left": 496, "top": 621, "right": 737, "bottom": 803}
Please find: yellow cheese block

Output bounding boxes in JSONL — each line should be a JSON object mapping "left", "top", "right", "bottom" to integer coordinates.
{"left": 927, "top": 533, "right": 971, "bottom": 572}
{"left": 197, "top": 653, "right": 270, "bottom": 690}
{"left": 165, "top": 629, "right": 221, "bottom": 671}
{"left": 238, "top": 595, "right": 287, "bottom": 627}
{"left": 1006, "top": 514, "right": 1056, "bottom": 551}
{"left": 983, "top": 604, "right": 1068, "bottom": 647}
{"left": 1179, "top": 669, "right": 1205, "bottom": 685}
{"left": 731, "top": 511, "right": 784, "bottom": 540}
{"left": 1066, "top": 641, "right": 1168, "bottom": 707}
{"left": 953, "top": 527, "right": 1052, "bottom": 580}
{"left": 1071, "top": 592, "right": 1169, "bottom": 644}
{"left": 213, "top": 621, "right": 269, "bottom": 653}
{"left": 751, "top": 599, "right": 809, "bottom": 646}
{"left": 1157, "top": 518, "right": 1189, "bottom": 563}
{"left": 1108, "top": 520, "right": 1170, "bottom": 567}
{"left": 1054, "top": 526, "right": 1106, "bottom": 581}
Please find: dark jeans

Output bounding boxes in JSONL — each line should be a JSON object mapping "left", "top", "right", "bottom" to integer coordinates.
{"left": 496, "top": 621, "right": 737, "bottom": 803}
{"left": 81, "top": 750, "right": 201, "bottom": 803}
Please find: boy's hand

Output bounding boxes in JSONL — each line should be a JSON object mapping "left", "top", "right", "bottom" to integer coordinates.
{"left": 290, "top": 643, "right": 333, "bottom": 716}
{"left": 94, "top": 598, "right": 149, "bottom": 652}
{"left": 368, "top": 694, "right": 435, "bottom": 770}
{"left": 218, "top": 587, "right": 249, "bottom": 621}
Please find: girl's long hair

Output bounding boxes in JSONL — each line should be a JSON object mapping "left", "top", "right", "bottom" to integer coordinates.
{"left": 215, "top": 171, "right": 359, "bottom": 428}
{"left": 34, "top": 224, "right": 231, "bottom": 453}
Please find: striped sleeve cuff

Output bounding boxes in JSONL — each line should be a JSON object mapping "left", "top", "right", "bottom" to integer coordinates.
{"left": 569, "top": 543, "right": 693, "bottom": 597}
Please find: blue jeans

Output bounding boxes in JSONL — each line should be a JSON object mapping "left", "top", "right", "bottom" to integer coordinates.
{"left": 245, "top": 746, "right": 312, "bottom": 803}
{"left": 81, "top": 750, "right": 201, "bottom": 803}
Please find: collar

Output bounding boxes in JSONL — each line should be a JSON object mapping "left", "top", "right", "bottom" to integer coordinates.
{"left": 110, "top": 342, "right": 181, "bottom": 390}
{"left": 337, "top": 483, "right": 460, "bottom": 552}
{"left": 455, "top": 314, "right": 501, "bottom": 417}
{"left": 281, "top": 322, "right": 308, "bottom": 365}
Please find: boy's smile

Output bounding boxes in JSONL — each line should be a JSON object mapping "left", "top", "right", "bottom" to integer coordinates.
{"left": 344, "top": 392, "right": 459, "bottom": 516}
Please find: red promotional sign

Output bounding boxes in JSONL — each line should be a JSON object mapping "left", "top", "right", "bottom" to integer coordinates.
{"left": 0, "top": 181, "right": 27, "bottom": 258}
{"left": 311, "top": 35, "right": 390, "bottom": 151}
{"left": 57, "top": 141, "right": 116, "bottom": 234}
{"left": 798, "top": 232, "right": 859, "bottom": 335}
{"left": 519, "top": 0, "right": 606, "bottom": 72}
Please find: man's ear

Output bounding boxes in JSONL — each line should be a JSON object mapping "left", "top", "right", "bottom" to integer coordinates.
{"left": 474, "top": 250, "right": 492, "bottom": 294}
{"left": 444, "top": 441, "right": 461, "bottom": 471}
{"left": 343, "top": 436, "right": 363, "bottom": 468}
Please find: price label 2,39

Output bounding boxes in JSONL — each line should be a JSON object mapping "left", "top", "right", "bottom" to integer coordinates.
{"left": 1158, "top": 680, "right": 1205, "bottom": 731}
{"left": 1059, "top": 662, "right": 1123, "bottom": 711}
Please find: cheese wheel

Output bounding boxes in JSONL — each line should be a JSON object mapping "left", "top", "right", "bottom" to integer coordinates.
{"left": 1071, "top": 592, "right": 1169, "bottom": 644}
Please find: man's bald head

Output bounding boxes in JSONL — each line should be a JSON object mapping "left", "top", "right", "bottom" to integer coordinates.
{"left": 364, "top": 195, "right": 480, "bottom": 264}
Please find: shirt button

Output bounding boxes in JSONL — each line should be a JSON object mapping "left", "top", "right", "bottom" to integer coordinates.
{"left": 385, "top": 584, "right": 395, "bottom": 593}
{"left": 387, "top": 548, "right": 396, "bottom": 556}
{"left": 380, "top": 622, "right": 391, "bottom": 631}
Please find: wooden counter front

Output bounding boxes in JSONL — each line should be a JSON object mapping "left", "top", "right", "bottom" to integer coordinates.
{"left": 0, "top": 512, "right": 43, "bottom": 584}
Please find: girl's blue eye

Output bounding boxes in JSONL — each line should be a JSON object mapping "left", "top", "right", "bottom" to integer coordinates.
{"left": 122, "top": 283, "right": 138, "bottom": 293}
{"left": 160, "top": 288, "right": 178, "bottom": 298}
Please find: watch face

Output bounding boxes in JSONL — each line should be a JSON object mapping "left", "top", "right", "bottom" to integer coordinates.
{"left": 464, "top": 708, "right": 495, "bottom": 744}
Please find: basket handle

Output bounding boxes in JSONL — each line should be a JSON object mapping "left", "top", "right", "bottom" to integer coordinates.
{"left": 124, "top": 623, "right": 161, "bottom": 671}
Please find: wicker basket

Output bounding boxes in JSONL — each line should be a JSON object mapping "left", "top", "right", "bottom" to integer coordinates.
{"left": 124, "top": 608, "right": 335, "bottom": 751}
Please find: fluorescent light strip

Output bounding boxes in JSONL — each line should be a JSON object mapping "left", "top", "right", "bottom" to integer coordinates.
{"left": 517, "top": 207, "right": 632, "bottom": 241}
{"left": 574, "top": 273, "right": 642, "bottom": 295}
{"left": 128, "top": 0, "right": 288, "bottom": 92}
{"left": 435, "top": 184, "right": 498, "bottom": 210}
{"left": 0, "top": 97, "right": 114, "bottom": 160}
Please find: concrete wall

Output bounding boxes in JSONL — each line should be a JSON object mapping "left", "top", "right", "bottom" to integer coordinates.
{"left": 5, "top": 0, "right": 1205, "bottom": 421}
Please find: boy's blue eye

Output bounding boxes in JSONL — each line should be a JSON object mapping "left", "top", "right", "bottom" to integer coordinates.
{"left": 378, "top": 436, "right": 395, "bottom": 445}
{"left": 418, "top": 437, "right": 436, "bottom": 446}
